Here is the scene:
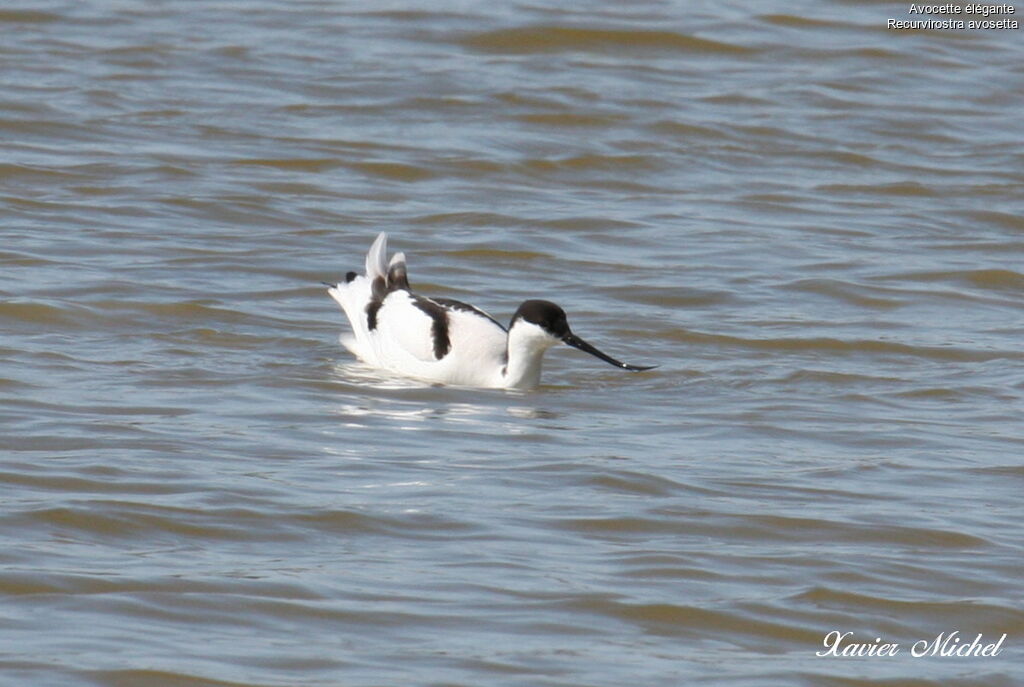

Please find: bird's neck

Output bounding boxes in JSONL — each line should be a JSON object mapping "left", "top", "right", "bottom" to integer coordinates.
{"left": 503, "top": 323, "right": 557, "bottom": 389}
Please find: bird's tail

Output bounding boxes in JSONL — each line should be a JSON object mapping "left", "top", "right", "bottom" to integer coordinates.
{"left": 326, "top": 232, "right": 394, "bottom": 363}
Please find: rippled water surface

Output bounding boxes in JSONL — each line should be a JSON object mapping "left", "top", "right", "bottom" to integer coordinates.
{"left": 2, "top": 1, "right": 1023, "bottom": 685}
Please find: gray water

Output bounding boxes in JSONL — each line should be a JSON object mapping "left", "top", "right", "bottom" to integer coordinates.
{"left": 2, "top": 1, "right": 1023, "bottom": 686}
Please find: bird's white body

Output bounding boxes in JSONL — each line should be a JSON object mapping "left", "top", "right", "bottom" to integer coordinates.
{"left": 326, "top": 233, "right": 652, "bottom": 390}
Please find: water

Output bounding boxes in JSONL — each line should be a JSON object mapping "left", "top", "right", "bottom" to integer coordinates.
{"left": 2, "top": 1, "right": 1023, "bottom": 685}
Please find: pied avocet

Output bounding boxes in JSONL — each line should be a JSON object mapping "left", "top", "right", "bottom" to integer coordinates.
{"left": 325, "top": 233, "right": 655, "bottom": 389}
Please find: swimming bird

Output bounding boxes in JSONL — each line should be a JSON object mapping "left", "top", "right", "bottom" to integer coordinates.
{"left": 325, "top": 233, "right": 655, "bottom": 390}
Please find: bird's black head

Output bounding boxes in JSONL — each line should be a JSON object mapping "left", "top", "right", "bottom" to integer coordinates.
{"left": 511, "top": 299, "right": 571, "bottom": 339}
{"left": 512, "top": 299, "right": 657, "bottom": 373}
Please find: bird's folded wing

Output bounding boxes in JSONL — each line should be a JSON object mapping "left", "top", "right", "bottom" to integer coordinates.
{"left": 374, "top": 292, "right": 442, "bottom": 363}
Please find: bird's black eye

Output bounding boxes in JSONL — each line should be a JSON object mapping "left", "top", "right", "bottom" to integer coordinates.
{"left": 547, "top": 315, "right": 569, "bottom": 338}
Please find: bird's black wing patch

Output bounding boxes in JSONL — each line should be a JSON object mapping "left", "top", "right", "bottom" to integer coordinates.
{"left": 388, "top": 262, "right": 410, "bottom": 291}
{"left": 432, "top": 298, "right": 506, "bottom": 332}
{"left": 365, "top": 275, "right": 388, "bottom": 331}
{"left": 412, "top": 296, "right": 451, "bottom": 360}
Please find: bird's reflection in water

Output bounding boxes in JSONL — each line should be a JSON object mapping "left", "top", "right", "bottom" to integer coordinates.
{"left": 326, "top": 361, "right": 563, "bottom": 429}
{"left": 506, "top": 406, "right": 560, "bottom": 420}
